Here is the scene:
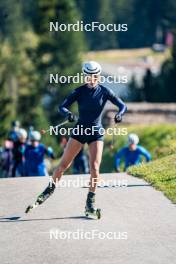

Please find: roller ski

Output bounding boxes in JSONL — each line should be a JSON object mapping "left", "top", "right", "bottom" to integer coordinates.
{"left": 25, "top": 181, "right": 55, "bottom": 213}
{"left": 84, "top": 192, "right": 101, "bottom": 219}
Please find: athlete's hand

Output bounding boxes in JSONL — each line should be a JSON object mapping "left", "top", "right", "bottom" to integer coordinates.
{"left": 114, "top": 113, "right": 122, "bottom": 123}
{"left": 68, "top": 112, "right": 77, "bottom": 123}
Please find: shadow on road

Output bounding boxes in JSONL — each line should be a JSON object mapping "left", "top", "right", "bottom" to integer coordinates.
{"left": 82, "top": 184, "right": 151, "bottom": 188}
{"left": 0, "top": 215, "right": 95, "bottom": 223}
{"left": 126, "top": 184, "right": 151, "bottom": 187}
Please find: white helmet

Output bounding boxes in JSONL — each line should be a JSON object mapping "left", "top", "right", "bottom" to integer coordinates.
{"left": 128, "top": 133, "right": 139, "bottom": 145}
{"left": 82, "top": 61, "right": 101, "bottom": 75}
{"left": 30, "top": 131, "right": 41, "bottom": 141}
{"left": 17, "top": 128, "right": 27, "bottom": 139}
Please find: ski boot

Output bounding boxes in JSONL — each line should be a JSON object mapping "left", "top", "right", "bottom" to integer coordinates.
{"left": 25, "top": 181, "right": 56, "bottom": 213}
{"left": 85, "top": 192, "right": 101, "bottom": 219}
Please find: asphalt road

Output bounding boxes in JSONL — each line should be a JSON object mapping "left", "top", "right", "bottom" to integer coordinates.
{"left": 0, "top": 173, "right": 176, "bottom": 264}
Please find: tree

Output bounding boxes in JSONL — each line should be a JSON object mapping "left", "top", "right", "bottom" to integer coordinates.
{"left": 32, "top": 0, "right": 85, "bottom": 124}
{"left": 76, "top": 0, "right": 117, "bottom": 50}
{"left": 0, "top": 0, "right": 24, "bottom": 140}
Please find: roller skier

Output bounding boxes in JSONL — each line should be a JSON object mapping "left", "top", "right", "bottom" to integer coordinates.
{"left": 25, "top": 61, "right": 127, "bottom": 219}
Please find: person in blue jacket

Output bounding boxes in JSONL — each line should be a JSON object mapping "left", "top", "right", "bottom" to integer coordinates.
{"left": 12, "top": 128, "right": 27, "bottom": 177}
{"left": 115, "top": 133, "right": 151, "bottom": 172}
{"left": 25, "top": 131, "right": 54, "bottom": 176}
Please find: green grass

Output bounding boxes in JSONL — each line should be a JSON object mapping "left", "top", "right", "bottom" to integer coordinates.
{"left": 128, "top": 154, "right": 176, "bottom": 203}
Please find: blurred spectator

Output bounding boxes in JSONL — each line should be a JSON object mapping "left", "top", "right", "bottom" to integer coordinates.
{"left": 12, "top": 128, "right": 27, "bottom": 177}
{"left": 115, "top": 133, "right": 151, "bottom": 172}
{"left": 0, "top": 140, "right": 13, "bottom": 177}
{"left": 8, "top": 120, "right": 20, "bottom": 142}
{"left": 73, "top": 148, "right": 89, "bottom": 174}
{"left": 25, "top": 131, "right": 55, "bottom": 176}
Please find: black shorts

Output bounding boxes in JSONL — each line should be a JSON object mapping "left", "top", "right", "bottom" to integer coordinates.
{"left": 71, "top": 134, "right": 104, "bottom": 144}
{"left": 70, "top": 123, "right": 104, "bottom": 144}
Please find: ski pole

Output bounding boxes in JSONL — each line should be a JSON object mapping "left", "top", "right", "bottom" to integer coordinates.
{"left": 40, "top": 120, "right": 69, "bottom": 135}
{"left": 111, "top": 124, "right": 116, "bottom": 149}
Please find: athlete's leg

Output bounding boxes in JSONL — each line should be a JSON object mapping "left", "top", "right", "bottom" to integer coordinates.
{"left": 53, "top": 137, "right": 83, "bottom": 183}
{"left": 88, "top": 140, "right": 104, "bottom": 193}
{"left": 26, "top": 137, "right": 83, "bottom": 210}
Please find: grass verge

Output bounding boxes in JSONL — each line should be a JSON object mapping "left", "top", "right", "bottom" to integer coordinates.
{"left": 128, "top": 154, "right": 176, "bottom": 203}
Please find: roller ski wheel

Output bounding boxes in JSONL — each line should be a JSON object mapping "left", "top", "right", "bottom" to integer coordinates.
{"left": 85, "top": 207, "right": 101, "bottom": 219}
{"left": 25, "top": 205, "right": 33, "bottom": 214}
{"left": 25, "top": 202, "right": 39, "bottom": 214}
{"left": 25, "top": 195, "right": 46, "bottom": 214}
{"left": 25, "top": 181, "right": 55, "bottom": 214}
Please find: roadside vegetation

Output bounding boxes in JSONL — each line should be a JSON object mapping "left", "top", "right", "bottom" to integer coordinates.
{"left": 128, "top": 154, "right": 176, "bottom": 203}
{"left": 101, "top": 124, "right": 176, "bottom": 203}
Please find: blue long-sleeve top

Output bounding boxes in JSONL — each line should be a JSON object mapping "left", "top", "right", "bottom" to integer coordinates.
{"left": 24, "top": 144, "right": 54, "bottom": 176}
{"left": 115, "top": 145, "right": 151, "bottom": 170}
{"left": 59, "top": 84, "right": 127, "bottom": 126}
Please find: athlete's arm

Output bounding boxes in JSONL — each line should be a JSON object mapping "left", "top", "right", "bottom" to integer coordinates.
{"left": 106, "top": 89, "right": 127, "bottom": 116}
{"left": 58, "top": 88, "right": 79, "bottom": 117}
{"left": 138, "top": 146, "right": 151, "bottom": 162}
